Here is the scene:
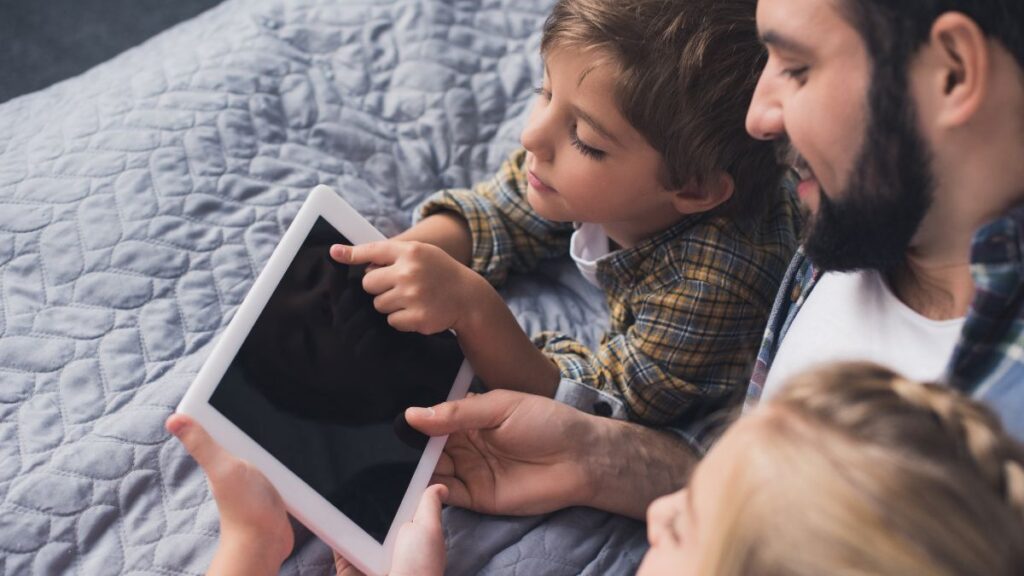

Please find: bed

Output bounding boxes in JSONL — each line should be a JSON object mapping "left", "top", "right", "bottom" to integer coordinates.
{"left": 0, "top": 0, "right": 648, "bottom": 573}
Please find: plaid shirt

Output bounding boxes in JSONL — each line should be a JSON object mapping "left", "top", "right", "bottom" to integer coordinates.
{"left": 418, "top": 149, "right": 802, "bottom": 426}
{"left": 741, "top": 204, "right": 1024, "bottom": 444}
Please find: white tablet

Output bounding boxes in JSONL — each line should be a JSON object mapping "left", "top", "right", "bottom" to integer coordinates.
{"left": 176, "top": 185, "right": 473, "bottom": 576}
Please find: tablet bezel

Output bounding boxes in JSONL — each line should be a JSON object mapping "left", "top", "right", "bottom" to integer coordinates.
{"left": 176, "top": 185, "right": 473, "bottom": 576}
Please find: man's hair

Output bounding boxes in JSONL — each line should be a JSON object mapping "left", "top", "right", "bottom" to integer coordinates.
{"left": 840, "top": 1, "right": 1024, "bottom": 79}
{"left": 540, "top": 0, "right": 781, "bottom": 220}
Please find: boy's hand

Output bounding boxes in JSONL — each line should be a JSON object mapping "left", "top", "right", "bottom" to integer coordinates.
{"left": 333, "top": 484, "right": 448, "bottom": 576}
{"left": 330, "top": 241, "right": 486, "bottom": 335}
{"left": 166, "top": 414, "right": 294, "bottom": 573}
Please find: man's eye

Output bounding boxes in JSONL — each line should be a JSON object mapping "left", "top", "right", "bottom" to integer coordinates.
{"left": 781, "top": 66, "right": 809, "bottom": 82}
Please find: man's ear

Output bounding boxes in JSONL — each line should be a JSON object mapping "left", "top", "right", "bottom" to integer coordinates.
{"left": 671, "top": 172, "right": 735, "bottom": 215}
{"left": 926, "top": 12, "right": 990, "bottom": 128}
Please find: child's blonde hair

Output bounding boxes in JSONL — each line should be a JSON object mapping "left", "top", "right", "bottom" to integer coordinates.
{"left": 699, "top": 362, "right": 1024, "bottom": 575}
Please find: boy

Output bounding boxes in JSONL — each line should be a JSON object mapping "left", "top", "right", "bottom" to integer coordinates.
{"left": 332, "top": 0, "right": 800, "bottom": 426}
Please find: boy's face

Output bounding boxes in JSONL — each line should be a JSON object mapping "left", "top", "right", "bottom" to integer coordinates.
{"left": 521, "top": 47, "right": 684, "bottom": 247}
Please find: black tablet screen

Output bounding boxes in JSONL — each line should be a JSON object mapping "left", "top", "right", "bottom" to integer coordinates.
{"left": 209, "top": 216, "right": 465, "bottom": 543}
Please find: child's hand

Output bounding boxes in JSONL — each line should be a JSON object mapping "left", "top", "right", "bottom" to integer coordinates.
{"left": 166, "top": 414, "right": 294, "bottom": 572}
{"left": 333, "top": 484, "right": 448, "bottom": 576}
{"left": 330, "top": 241, "right": 486, "bottom": 335}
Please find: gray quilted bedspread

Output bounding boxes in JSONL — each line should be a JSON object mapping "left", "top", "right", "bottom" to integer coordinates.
{"left": 0, "top": 0, "right": 647, "bottom": 574}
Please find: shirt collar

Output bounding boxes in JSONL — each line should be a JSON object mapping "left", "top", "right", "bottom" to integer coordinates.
{"left": 970, "top": 203, "right": 1024, "bottom": 269}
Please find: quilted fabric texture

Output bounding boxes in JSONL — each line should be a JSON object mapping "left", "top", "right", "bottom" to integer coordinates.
{"left": 0, "top": 0, "right": 649, "bottom": 574}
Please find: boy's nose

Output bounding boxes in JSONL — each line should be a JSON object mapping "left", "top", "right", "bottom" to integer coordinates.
{"left": 520, "top": 102, "right": 555, "bottom": 161}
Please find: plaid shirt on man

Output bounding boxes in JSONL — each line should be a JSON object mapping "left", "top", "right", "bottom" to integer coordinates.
{"left": 742, "top": 205, "right": 1024, "bottom": 443}
{"left": 417, "top": 149, "right": 802, "bottom": 426}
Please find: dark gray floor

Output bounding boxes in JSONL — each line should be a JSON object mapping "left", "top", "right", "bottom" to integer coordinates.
{"left": 0, "top": 0, "right": 223, "bottom": 103}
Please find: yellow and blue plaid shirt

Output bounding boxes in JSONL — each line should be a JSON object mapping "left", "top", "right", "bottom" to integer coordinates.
{"left": 418, "top": 149, "right": 801, "bottom": 426}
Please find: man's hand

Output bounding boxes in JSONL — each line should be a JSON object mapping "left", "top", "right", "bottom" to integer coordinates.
{"left": 406, "top": 391, "right": 699, "bottom": 519}
{"left": 166, "top": 414, "right": 294, "bottom": 576}
{"left": 404, "top": 390, "right": 599, "bottom": 516}
{"left": 330, "top": 241, "right": 488, "bottom": 335}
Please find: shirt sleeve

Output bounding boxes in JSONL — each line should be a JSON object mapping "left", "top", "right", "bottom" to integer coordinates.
{"left": 535, "top": 278, "right": 765, "bottom": 428}
{"left": 414, "top": 148, "right": 573, "bottom": 286}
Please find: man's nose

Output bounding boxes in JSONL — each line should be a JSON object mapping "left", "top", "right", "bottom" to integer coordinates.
{"left": 746, "top": 75, "right": 784, "bottom": 141}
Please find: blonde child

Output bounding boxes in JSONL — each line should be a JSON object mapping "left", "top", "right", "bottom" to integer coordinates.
{"left": 639, "top": 362, "right": 1024, "bottom": 575}
{"left": 330, "top": 0, "right": 801, "bottom": 427}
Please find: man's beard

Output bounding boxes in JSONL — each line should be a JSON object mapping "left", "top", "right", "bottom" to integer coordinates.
{"left": 801, "top": 70, "right": 936, "bottom": 273}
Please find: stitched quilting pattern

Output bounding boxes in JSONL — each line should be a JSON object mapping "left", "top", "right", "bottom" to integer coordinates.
{"left": 0, "top": 0, "right": 646, "bottom": 574}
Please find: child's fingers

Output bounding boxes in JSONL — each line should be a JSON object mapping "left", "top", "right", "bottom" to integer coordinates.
{"left": 333, "top": 551, "right": 365, "bottom": 576}
{"left": 361, "top": 266, "right": 397, "bottom": 295}
{"left": 165, "top": 414, "right": 228, "bottom": 474}
{"left": 413, "top": 484, "right": 449, "bottom": 527}
{"left": 331, "top": 242, "right": 400, "bottom": 267}
{"left": 372, "top": 291, "right": 403, "bottom": 315}
{"left": 386, "top": 309, "right": 427, "bottom": 333}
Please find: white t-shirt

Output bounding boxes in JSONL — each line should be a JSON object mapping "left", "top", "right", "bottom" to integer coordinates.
{"left": 761, "top": 269, "right": 965, "bottom": 401}
{"left": 569, "top": 223, "right": 612, "bottom": 288}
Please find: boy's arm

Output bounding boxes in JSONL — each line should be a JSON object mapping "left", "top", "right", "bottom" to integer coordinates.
{"left": 538, "top": 281, "right": 765, "bottom": 426}
{"left": 412, "top": 149, "right": 572, "bottom": 286}
{"left": 392, "top": 211, "right": 473, "bottom": 267}
{"left": 454, "top": 276, "right": 561, "bottom": 396}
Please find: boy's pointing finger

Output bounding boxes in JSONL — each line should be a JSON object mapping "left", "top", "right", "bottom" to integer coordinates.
{"left": 330, "top": 242, "right": 400, "bottom": 266}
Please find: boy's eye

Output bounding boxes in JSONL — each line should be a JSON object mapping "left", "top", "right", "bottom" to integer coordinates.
{"left": 570, "top": 124, "right": 606, "bottom": 160}
{"left": 533, "top": 86, "right": 551, "bottom": 99}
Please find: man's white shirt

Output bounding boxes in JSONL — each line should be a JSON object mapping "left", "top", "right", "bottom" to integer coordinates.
{"left": 761, "top": 269, "right": 965, "bottom": 400}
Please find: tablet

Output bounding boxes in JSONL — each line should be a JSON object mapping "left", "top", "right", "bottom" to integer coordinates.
{"left": 176, "top": 185, "right": 473, "bottom": 576}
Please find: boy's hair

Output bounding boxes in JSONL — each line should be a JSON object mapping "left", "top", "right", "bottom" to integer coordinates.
{"left": 697, "top": 362, "right": 1024, "bottom": 576}
{"left": 540, "top": 0, "right": 781, "bottom": 220}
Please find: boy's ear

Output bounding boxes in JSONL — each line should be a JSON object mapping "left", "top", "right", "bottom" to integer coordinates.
{"left": 671, "top": 172, "right": 735, "bottom": 215}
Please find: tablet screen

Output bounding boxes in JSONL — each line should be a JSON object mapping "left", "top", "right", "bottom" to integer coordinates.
{"left": 209, "top": 217, "right": 465, "bottom": 543}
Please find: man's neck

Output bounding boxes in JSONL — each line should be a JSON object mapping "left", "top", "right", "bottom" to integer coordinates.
{"left": 886, "top": 253, "right": 974, "bottom": 321}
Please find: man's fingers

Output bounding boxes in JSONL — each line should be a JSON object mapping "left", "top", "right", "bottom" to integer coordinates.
{"left": 330, "top": 242, "right": 400, "bottom": 267}
{"left": 405, "top": 391, "right": 518, "bottom": 436}
{"left": 428, "top": 475, "right": 473, "bottom": 510}
{"left": 434, "top": 451, "right": 455, "bottom": 477}
{"left": 165, "top": 413, "right": 229, "bottom": 474}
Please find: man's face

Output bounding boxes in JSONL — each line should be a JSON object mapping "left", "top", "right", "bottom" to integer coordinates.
{"left": 747, "top": 0, "right": 934, "bottom": 272}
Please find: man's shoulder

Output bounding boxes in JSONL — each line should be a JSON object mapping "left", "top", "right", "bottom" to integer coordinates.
{"left": 966, "top": 330, "right": 1024, "bottom": 442}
